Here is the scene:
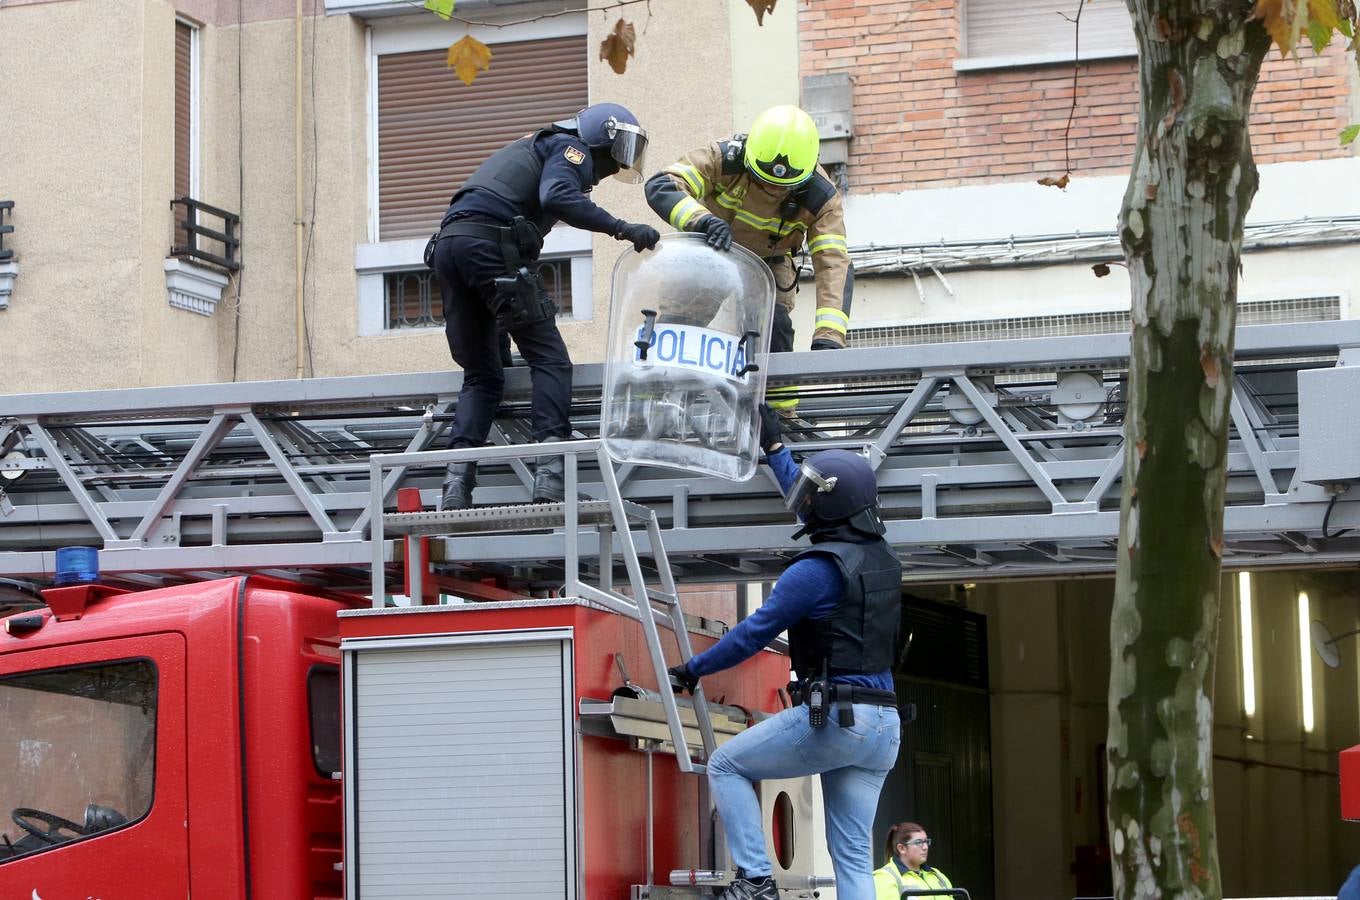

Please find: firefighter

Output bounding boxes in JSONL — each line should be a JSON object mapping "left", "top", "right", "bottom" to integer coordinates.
{"left": 668, "top": 407, "right": 901, "bottom": 900}
{"left": 428, "top": 103, "right": 661, "bottom": 510}
{"left": 644, "top": 105, "right": 853, "bottom": 413}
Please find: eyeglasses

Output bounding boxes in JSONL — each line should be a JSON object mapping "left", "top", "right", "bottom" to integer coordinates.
{"left": 903, "top": 838, "right": 932, "bottom": 848}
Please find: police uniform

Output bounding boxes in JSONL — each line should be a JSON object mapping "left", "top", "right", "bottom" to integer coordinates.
{"left": 431, "top": 128, "right": 633, "bottom": 449}
{"left": 644, "top": 138, "right": 853, "bottom": 352}
{"left": 673, "top": 447, "right": 902, "bottom": 900}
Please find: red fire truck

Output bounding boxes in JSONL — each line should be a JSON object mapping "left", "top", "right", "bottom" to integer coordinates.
{"left": 0, "top": 571, "right": 811, "bottom": 899}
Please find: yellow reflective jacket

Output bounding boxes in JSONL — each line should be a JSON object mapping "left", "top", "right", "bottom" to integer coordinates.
{"left": 645, "top": 137, "right": 852, "bottom": 347}
{"left": 873, "top": 860, "right": 954, "bottom": 899}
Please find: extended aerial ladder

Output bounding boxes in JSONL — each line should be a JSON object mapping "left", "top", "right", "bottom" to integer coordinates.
{"left": 3, "top": 320, "right": 1360, "bottom": 595}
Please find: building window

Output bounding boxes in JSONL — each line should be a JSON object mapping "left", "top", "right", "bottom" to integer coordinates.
{"left": 384, "top": 257, "right": 575, "bottom": 330}
{"left": 374, "top": 35, "right": 588, "bottom": 242}
{"left": 958, "top": 0, "right": 1136, "bottom": 70}
{"left": 173, "top": 20, "right": 200, "bottom": 247}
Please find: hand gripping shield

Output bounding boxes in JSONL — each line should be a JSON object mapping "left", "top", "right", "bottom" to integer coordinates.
{"left": 601, "top": 233, "right": 776, "bottom": 481}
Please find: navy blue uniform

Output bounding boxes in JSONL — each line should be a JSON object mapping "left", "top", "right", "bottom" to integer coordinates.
{"left": 434, "top": 131, "right": 626, "bottom": 448}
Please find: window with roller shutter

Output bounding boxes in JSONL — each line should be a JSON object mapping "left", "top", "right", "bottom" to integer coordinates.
{"left": 375, "top": 35, "right": 589, "bottom": 242}
{"left": 958, "top": 0, "right": 1136, "bottom": 70}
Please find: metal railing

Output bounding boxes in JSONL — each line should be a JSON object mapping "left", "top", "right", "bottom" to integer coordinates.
{"left": 170, "top": 197, "right": 241, "bottom": 271}
{"left": 0, "top": 201, "right": 13, "bottom": 262}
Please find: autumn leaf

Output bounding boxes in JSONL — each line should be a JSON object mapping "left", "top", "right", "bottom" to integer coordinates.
{"left": 1252, "top": 0, "right": 1312, "bottom": 54}
{"left": 447, "top": 34, "right": 492, "bottom": 86}
{"left": 1342, "top": 124, "right": 1360, "bottom": 145}
{"left": 600, "top": 18, "right": 636, "bottom": 75}
{"left": 1092, "top": 263, "right": 1112, "bottom": 277}
{"left": 1037, "top": 173, "right": 1070, "bottom": 189}
{"left": 747, "top": 0, "right": 778, "bottom": 25}
{"left": 424, "top": 0, "right": 455, "bottom": 20}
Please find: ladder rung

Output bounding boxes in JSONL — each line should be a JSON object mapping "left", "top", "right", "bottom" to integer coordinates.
{"left": 646, "top": 589, "right": 678, "bottom": 606}
{"left": 383, "top": 499, "right": 652, "bottom": 536}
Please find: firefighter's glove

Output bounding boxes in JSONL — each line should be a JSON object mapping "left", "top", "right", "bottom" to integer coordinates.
{"left": 617, "top": 222, "right": 661, "bottom": 253}
{"left": 758, "top": 402, "right": 784, "bottom": 455}
{"left": 668, "top": 663, "right": 699, "bottom": 695}
{"left": 698, "top": 215, "right": 733, "bottom": 252}
{"left": 810, "top": 338, "right": 842, "bottom": 351}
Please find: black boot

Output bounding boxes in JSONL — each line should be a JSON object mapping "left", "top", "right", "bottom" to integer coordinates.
{"left": 531, "top": 438, "right": 567, "bottom": 503}
{"left": 440, "top": 462, "right": 476, "bottom": 511}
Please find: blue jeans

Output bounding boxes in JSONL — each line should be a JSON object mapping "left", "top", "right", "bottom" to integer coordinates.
{"left": 707, "top": 701, "right": 901, "bottom": 900}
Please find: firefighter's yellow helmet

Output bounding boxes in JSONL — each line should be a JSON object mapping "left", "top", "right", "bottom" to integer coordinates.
{"left": 745, "top": 105, "right": 820, "bottom": 187}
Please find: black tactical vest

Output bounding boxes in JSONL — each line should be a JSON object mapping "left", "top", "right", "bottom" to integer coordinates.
{"left": 451, "top": 129, "right": 557, "bottom": 231}
{"left": 787, "top": 539, "right": 902, "bottom": 678}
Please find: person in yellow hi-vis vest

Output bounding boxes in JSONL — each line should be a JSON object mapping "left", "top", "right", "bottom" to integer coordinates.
{"left": 645, "top": 105, "right": 853, "bottom": 415}
{"left": 874, "top": 822, "right": 955, "bottom": 899}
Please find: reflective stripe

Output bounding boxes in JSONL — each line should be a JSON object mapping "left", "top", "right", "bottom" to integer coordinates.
{"left": 809, "top": 234, "right": 848, "bottom": 254}
{"left": 715, "top": 187, "right": 808, "bottom": 238}
{"left": 767, "top": 384, "right": 800, "bottom": 410}
{"left": 668, "top": 163, "right": 706, "bottom": 198}
{"left": 814, "top": 307, "right": 850, "bottom": 335}
{"left": 669, "top": 196, "right": 708, "bottom": 230}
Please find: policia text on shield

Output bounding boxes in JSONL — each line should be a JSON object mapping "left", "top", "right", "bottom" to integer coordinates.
{"left": 426, "top": 103, "right": 661, "bottom": 511}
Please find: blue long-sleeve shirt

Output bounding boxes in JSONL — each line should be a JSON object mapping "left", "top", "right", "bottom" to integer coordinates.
{"left": 686, "top": 446, "right": 894, "bottom": 691}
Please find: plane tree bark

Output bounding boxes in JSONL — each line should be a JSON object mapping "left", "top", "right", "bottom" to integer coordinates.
{"left": 1106, "top": 4, "right": 1270, "bottom": 898}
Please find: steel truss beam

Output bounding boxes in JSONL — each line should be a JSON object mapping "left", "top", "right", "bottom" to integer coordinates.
{"left": 2, "top": 321, "right": 1359, "bottom": 590}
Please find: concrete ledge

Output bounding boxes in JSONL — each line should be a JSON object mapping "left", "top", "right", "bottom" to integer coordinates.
{"left": 0, "top": 261, "right": 17, "bottom": 310}
{"left": 164, "top": 258, "right": 229, "bottom": 317}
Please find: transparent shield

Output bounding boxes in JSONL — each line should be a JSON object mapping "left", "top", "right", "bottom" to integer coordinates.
{"left": 602, "top": 233, "right": 776, "bottom": 481}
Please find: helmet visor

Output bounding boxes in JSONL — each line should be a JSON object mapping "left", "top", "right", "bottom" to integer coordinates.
{"left": 609, "top": 121, "right": 648, "bottom": 184}
{"left": 785, "top": 460, "right": 838, "bottom": 517}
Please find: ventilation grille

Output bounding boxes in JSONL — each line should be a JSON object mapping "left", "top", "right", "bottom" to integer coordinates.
{"left": 850, "top": 296, "right": 1341, "bottom": 348}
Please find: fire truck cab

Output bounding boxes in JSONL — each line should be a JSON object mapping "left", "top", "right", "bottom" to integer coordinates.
{"left": 0, "top": 577, "right": 351, "bottom": 899}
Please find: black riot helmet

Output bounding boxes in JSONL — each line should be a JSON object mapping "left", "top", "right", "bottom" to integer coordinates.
{"left": 554, "top": 103, "right": 649, "bottom": 183}
{"left": 786, "top": 449, "right": 886, "bottom": 539}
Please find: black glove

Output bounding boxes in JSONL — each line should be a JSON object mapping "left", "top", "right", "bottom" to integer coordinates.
{"left": 697, "top": 215, "right": 733, "bottom": 251}
{"left": 617, "top": 222, "right": 661, "bottom": 252}
{"left": 810, "top": 338, "right": 842, "bottom": 351}
{"left": 668, "top": 663, "right": 699, "bottom": 695}
{"left": 758, "top": 402, "right": 783, "bottom": 454}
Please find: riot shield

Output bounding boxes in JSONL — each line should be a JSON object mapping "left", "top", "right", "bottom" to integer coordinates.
{"left": 601, "top": 233, "right": 776, "bottom": 481}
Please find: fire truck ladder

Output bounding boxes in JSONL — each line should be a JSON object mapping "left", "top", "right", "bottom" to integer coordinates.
{"left": 2, "top": 320, "right": 1360, "bottom": 592}
{"left": 368, "top": 439, "right": 720, "bottom": 774}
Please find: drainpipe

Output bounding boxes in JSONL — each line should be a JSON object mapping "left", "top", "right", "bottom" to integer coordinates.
{"left": 294, "top": 0, "right": 305, "bottom": 378}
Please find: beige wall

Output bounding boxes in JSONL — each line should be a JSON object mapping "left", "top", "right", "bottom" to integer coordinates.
{"left": 0, "top": 0, "right": 172, "bottom": 392}
{"left": 0, "top": 0, "right": 802, "bottom": 391}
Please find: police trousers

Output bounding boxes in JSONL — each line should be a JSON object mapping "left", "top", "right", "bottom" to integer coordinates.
{"left": 432, "top": 234, "right": 572, "bottom": 448}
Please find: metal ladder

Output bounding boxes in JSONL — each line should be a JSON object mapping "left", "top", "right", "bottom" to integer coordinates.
{"left": 368, "top": 438, "right": 719, "bottom": 773}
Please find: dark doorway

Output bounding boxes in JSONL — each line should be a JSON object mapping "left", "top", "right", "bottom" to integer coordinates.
{"left": 875, "top": 596, "right": 995, "bottom": 900}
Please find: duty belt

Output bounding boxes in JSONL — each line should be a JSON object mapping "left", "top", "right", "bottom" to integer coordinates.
{"left": 787, "top": 681, "right": 898, "bottom": 708}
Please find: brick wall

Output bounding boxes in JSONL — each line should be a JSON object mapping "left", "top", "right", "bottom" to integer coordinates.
{"left": 800, "top": 0, "right": 1355, "bottom": 191}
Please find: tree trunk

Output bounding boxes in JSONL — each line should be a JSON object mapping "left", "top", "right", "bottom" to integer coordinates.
{"left": 1107, "top": 5, "right": 1270, "bottom": 898}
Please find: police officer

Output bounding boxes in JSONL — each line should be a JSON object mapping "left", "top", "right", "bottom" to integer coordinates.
{"left": 645, "top": 106, "right": 852, "bottom": 412}
{"left": 430, "top": 103, "right": 661, "bottom": 510}
{"left": 668, "top": 408, "right": 902, "bottom": 900}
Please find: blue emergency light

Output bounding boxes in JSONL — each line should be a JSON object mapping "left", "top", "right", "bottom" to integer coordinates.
{"left": 54, "top": 546, "right": 100, "bottom": 585}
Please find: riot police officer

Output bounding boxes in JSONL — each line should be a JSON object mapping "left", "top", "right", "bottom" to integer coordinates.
{"left": 429, "top": 103, "right": 661, "bottom": 510}
{"left": 669, "top": 410, "right": 902, "bottom": 900}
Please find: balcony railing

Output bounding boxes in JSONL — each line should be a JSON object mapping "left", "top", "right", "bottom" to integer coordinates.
{"left": 170, "top": 197, "right": 241, "bottom": 272}
{"left": 0, "top": 201, "right": 13, "bottom": 262}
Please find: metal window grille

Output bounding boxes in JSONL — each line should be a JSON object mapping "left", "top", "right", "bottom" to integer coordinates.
{"left": 170, "top": 198, "right": 241, "bottom": 272}
{"left": 384, "top": 257, "right": 575, "bottom": 330}
{"left": 849, "top": 297, "right": 1341, "bottom": 349}
{"left": 0, "top": 201, "right": 12, "bottom": 262}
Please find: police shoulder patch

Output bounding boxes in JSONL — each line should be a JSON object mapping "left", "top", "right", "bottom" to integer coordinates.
{"left": 564, "top": 146, "right": 586, "bottom": 165}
